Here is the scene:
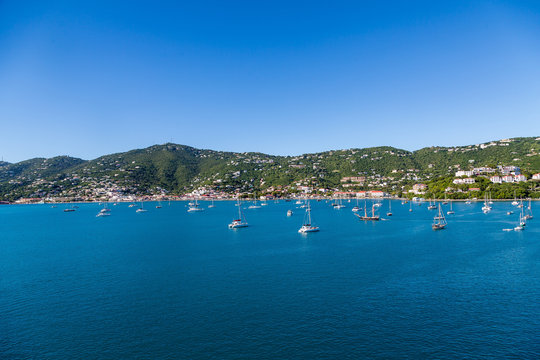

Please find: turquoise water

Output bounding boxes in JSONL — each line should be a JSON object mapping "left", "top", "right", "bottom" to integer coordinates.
{"left": 1, "top": 200, "right": 540, "bottom": 359}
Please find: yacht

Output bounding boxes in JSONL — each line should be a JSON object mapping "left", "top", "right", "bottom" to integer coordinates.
{"left": 514, "top": 213, "right": 525, "bottom": 231}
{"left": 432, "top": 204, "right": 447, "bottom": 230}
{"left": 524, "top": 199, "right": 533, "bottom": 220}
{"left": 96, "top": 208, "right": 111, "bottom": 217}
{"left": 481, "top": 193, "right": 492, "bottom": 213}
{"left": 511, "top": 191, "right": 519, "bottom": 206}
{"left": 287, "top": 209, "right": 293, "bottom": 217}
{"left": 298, "top": 202, "right": 319, "bottom": 233}
{"left": 229, "top": 199, "right": 248, "bottom": 229}
{"left": 386, "top": 199, "right": 392, "bottom": 216}
{"left": 248, "top": 201, "right": 261, "bottom": 209}
{"left": 446, "top": 200, "right": 455, "bottom": 215}
{"left": 136, "top": 202, "right": 147, "bottom": 213}
{"left": 187, "top": 199, "right": 204, "bottom": 212}
{"left": 334, "top": 198, "right": 345, "bottom": 209}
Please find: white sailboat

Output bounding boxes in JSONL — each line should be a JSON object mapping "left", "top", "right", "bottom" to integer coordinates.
{"left": 298, "top": 202, "right": 319, "bottom": 233}
{"left": 386, "top": 199, "right": 392, "bottom": 216}
{"left": 511, "top": 190, "right": 519, "bottom": 206}
{"left": 352, "top": 197, "right": 360, "bottom": 212}
{"left": 334, "top": 197, "right": 345, "bottom": 209}
{"left": 514, "top": 212, "right": 525, "bottom": 231}
{"left": 229, "top": 199, "right": 248, "bottom": 228}
{"left": 187, "top": 199, "right": 204, "bottom": 212}
{"left": 524, "top": 198, "right": 533, "bottom": 220}
{"left": 136, "top": 201, "right": 147, "bottom": 213}
{"left": 97, "top": 202, "right": 111, "bottom": 217}
{"left": 446, "top": 199, "right": 454, "bottom": 215}
{"left": 427, "top": 199, "right": 436, "bottom": 210}
{"left": 482, "top": 193, "right": 491, "bottom": 213}
{"left": 208, "top": 198, "right": 216, "bottom": 208}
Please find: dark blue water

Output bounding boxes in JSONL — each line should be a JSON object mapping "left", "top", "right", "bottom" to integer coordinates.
{"left": 1, "top": 200, "right": 540, "bottom": 359}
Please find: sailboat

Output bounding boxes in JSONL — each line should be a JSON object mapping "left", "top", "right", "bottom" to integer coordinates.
{"left": 514, "top": 212, "right": 525, "bottom": 231}
{"left": 334, "top": 197, "right": 345, "bottom": 209}
{"left": 156, "top": 201, "right": 162, "bottom": 209}
{"left": 208, "top": 198, "right": 216, "bottom": 208}
{"left": 409, "top": 200, "right": 413, "bottom": 212}
{"left": 352, "top": 197, "right": 360, "bottom": 212}
{"left": 432, "top": 204, "right": 447, "bottom": 230}
{"left": 97, "top": 202, "right": 111, "bottom": 217}
{"left": 136, "top": 201, "right": 147, "bottom": 213}
{"left": 355, "top": 200, "right": 380, "bottom": 221}
{"left": 482, "top": 193, "right": 492, "bottom": 213}
{"left": 446, "top": 199, "right": 455, "bottom": 215}
{"left": 427, "top": 199, "right": 436, "bottom": 210}
{"left": 442, "top": 194, "right": 448, "bottom": 205}
{"left": 248, "top": 196, "right": 261, "bottom": 209}
{"left": 524, "top": 198, "right": 533, "bottom": 220}
{"left": 298, "top": 202, "right": 319, "bottom": 233}
{"left": 229, "top": 199, "right": 248, "bottom": 228}
{"left": 64, "top": 205, "right": 76, "bottom": 212}
{"left": 386, "top": 199, "right": 393, "bottom": 216}
{"left": 187, "top": 199, "right": 204, "bottom": 212}
{"left": 512, "top": 190, "right": 519, "bottom": 206}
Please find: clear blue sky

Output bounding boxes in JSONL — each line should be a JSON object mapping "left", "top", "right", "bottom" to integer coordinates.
{"left": 1, "top": 0, "right": 540, "bottom": 162}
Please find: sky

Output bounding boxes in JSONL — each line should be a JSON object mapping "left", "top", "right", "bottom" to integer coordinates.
{"left": 1, "top": 0, "right": 540, "bottom": 162}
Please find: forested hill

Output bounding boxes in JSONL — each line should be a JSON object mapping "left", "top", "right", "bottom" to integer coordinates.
{"left": 1, "top": 137, "right": 539, "bottom": 200}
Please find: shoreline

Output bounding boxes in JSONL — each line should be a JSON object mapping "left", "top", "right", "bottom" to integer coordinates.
{"left": 2, "top": 197, "right": 539, "bottom": 205}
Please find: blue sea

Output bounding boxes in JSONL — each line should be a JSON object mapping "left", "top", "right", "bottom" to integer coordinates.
{"left": 1, "top": 200, "right": 540, "bottom": 359}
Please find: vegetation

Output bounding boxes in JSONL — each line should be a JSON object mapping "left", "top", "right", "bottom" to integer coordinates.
{"left": 1, "top": 137, "right": 540, "bottom": 201}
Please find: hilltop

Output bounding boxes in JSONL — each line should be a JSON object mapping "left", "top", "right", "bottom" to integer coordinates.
{"left": 1, "top": 137, "right": 540, "bottom": 202}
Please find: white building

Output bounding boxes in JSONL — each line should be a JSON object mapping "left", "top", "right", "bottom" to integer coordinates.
{"left": 453, "top": 178, "right": 475, "bottom": 185}
{"left": 533, "top": 173, "right": 540, "bottom": 180}
{"left": 502, "top": 175, "right": 514, "bottom": 183}
{"left": 490, "top": 176, "right": 502, "bottom": 184}
{"left": 455, "top": 170, "right": 474, "bottom": 177}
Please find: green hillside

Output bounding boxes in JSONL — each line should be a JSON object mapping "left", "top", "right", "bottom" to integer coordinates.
{"left": 1, "top": 137, "right": 539, "bottom": 201}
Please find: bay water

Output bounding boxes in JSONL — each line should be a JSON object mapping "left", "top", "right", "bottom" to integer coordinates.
{"left": 1, "top": 200, "right": 539, "bottom": 359}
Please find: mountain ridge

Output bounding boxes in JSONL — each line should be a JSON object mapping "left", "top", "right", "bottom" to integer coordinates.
{"left": 1, "top": 136, "right": 540, "bottom": 201}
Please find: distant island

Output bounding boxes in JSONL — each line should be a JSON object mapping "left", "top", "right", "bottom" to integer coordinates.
{"left": 1, "top": 137, "right": 540, "bottom": 203}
